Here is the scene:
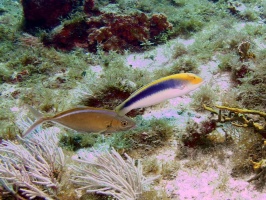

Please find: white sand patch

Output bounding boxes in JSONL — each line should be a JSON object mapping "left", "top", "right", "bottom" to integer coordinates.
{"left": 156, "top": 148, "right": 177, "bottom": 162}
{"left": 90, "top": 65, "right": 103, "bottom": 75}
{"left": 198, "top": 58, "right": 220, "bottom": 83}
{"left": 177, "top": 38, "right": 195, "bottom": 47}
{"left": 153, "top": 146, "right": 266, "bottom": 200}
{"left": 161, "top": 167, "right": 266, "bottom": 200}
{"left": 10, "top": 106, "right": 20, "bottom": 112}
{"left": 0, "top": 83, "right": 18, "bottom": 98}
{"left": 254, "top": 38, "right": 266, "bottom": 50}
{"left": 126, "top": 47, "right": 170, "bottom": 71}
{"left": 125, "top": 38, "right": 186, "bottom": 72}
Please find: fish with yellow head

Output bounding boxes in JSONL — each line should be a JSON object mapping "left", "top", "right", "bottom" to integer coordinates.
{"left": 22, "top": 106, "right": 136, "bottom": 138}
{"left": 115, "top": 73, "right": 204, "bottom": 115}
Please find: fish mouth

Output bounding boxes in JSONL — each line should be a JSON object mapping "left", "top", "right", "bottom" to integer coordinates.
{"left": 128, "top": 123, "right": 137, "bottom": 130}
{"left": 197, "top": 79, "right": 205, "bottom": 86}
{"left": 189, "top": 80, "right": 204, "bottom": 92}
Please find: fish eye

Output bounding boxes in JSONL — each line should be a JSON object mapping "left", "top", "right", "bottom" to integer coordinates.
{"left": 121, "top": 120, "right": 128, "bottom": 127}
{"left": 188, "top": 74, "right": 196, "bottom": 79}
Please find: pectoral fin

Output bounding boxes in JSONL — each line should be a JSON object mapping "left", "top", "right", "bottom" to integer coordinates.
{"left": 97, "top": 120, "right": 113, "bottom": 134}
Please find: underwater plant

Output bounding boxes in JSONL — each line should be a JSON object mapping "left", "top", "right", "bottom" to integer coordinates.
{"left": 236, "top": 59, "right": 266, "bottom": 109}
{"left": 125, "top": 117, "right": 176, "bottom": 153}
{"left": 71, "top": 148, "right": 159, "bottom": 200}
{"left": 0, "top": 130, "right": 65, "bottom": 199}
{"left": 191, "top": 84, "right": 217, "bottom": 111}
{"left": 59, "top": 132, "right": 100, "bottom": 151}
{"left": 1, "top": 114, "right": 161, "bottom": 199}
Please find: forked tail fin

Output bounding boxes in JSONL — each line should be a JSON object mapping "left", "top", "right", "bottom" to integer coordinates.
{"left": 22, "top": 105, "right": 48, "bottom": 138}
{"left": 22, "top": 117, "right": 47, "bottom": 138}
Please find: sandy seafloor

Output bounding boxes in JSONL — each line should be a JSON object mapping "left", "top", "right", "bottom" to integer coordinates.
{"left": 1, "top": 0, "right": 266, "bottom": 200}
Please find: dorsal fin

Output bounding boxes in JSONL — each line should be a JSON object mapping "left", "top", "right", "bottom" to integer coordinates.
{"left": 26, "top": 105, "right": 44, "bottom": 119}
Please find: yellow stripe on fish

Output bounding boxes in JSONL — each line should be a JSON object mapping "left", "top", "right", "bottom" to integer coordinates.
{"left": 23, "top": 106, "right": 136, "bottom": 137}
{"left": 115, "top": 73, "right": 204, "bottom": 116}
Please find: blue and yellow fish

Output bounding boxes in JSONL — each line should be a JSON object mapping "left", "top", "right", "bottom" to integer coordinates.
{"left": 115, "top": 73, "right": 203, "bottom": 115}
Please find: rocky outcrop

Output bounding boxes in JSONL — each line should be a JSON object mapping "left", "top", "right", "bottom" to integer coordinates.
{"left": 21, "top": 0, "right": 172, "bottom": 52}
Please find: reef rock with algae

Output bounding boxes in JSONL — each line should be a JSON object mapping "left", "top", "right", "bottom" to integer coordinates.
{"left": 21, "top": 0, "right": 172, "bottom": 52}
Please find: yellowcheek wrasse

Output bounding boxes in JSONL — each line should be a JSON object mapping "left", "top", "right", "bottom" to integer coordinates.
{"left": 22, "top": 106, "right": 136, "bottom": 138}
{"left": 115, "top": 73, "right": 204, "bottom": 115}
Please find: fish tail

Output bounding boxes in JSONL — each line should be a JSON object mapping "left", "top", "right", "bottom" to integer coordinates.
{"left": 22, "top": 105, "right": 49, "bottom": 137}
{"left": 22, "top": 117, "right": 48, "bottom": 138}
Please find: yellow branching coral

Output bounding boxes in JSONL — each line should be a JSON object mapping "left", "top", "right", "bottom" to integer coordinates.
{"left": 203, "top": 104, "right": 266, "bottom": 138}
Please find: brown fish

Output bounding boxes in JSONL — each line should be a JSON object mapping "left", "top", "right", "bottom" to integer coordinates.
{"left": 22, "top": 106, "right": 136, "bottom": 137}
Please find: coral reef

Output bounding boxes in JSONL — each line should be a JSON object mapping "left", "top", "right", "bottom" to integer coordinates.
{"left": 84, "top": 0, "right": 98, "bottom": 15}
{"left": 230, "top": 41, "right": 255, "bottom": 84}
{"left": 127, "top": 118, "right": 175, "bottom": 153}
{"left": 44, "top": 20, "right": 89, "bottom": 51}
